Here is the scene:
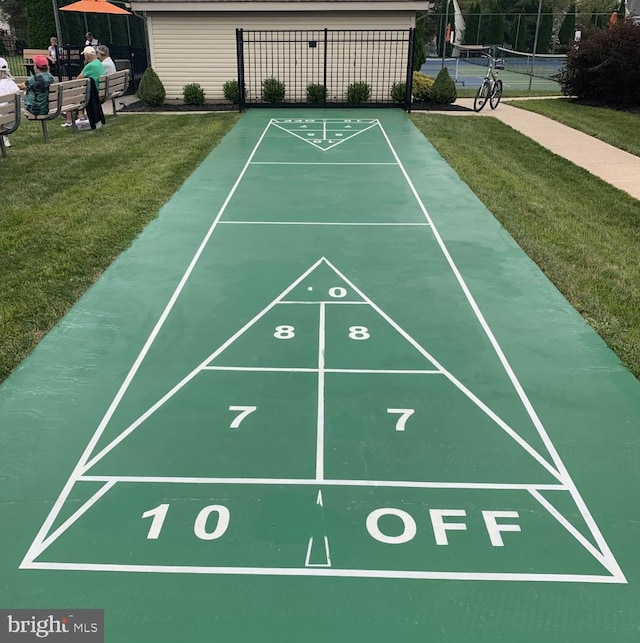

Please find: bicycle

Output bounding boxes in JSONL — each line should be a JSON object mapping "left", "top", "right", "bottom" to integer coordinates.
{"left": 473, "top": 54, "right": 504, "bottom": 112}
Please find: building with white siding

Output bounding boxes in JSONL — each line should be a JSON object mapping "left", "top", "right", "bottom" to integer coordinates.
{"left": 129, "top": 0, "right": 426, "bottom": 101}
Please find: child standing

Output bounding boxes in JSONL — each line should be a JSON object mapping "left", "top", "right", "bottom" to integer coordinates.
{"left": 0, "top": 57, "right": 19, "bottom": 148}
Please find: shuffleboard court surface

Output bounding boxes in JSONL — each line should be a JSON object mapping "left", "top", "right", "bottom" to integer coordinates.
{"left": 1, "top": 109, "right": 640, "bottom": 642}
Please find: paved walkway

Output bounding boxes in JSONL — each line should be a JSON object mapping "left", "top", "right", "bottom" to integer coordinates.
{"left": 433, "top": 98, "right": 640, "bottom": 201}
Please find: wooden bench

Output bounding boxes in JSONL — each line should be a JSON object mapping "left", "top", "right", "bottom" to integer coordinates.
{"left": 23, "top": 78, "right": 90, "bottom": 143}
{"left": 23, "top": 48, "right": 51, "bottom": 75}
{"left": 97, "top": 69, "right": 130, "bottom": 116}
{"left": 0, "top": 93, "right": 21, "bottom": 157}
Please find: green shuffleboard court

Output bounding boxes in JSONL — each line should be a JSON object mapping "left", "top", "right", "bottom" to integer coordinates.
{"left": 2, "top": 109, "right": 640, "bottom": 641}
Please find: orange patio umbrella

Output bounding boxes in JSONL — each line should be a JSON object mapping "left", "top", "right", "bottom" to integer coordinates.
{"left": 60, "top": 0, "right": 132, "bottom": 15}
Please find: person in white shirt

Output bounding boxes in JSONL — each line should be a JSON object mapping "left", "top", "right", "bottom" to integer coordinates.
{"left": 96, "top": 46, "right": 117, "bottom": 75}
{"left": 0, "top": 57, "right": 19, "bottom": 148}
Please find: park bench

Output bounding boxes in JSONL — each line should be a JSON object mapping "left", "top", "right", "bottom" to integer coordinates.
{"left": 0, "top": 93, "right": 21, "bottom": 158}
{"left": 23, "top": 77, "right": 90, "bottom": 143}
{"left": 97, "top": 69, "right": 130, "bottom": 116}
{"left": 23, "top": 48, "right": 51, "bottom": 75}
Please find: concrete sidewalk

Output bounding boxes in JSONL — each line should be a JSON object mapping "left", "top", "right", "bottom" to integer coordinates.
{"left": 429, "top": 98, "right": 640, "bottom": 201}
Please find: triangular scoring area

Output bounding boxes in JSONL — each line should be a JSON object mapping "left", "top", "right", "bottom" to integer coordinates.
{"left": 271, "top": 119, "right": 379, "bottom": 151}
{"left": 81, "top": 258, "right": 561, "bottom": 485}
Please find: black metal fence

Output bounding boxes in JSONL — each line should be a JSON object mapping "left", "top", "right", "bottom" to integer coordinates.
{"left": 236, "top": 28, "right": 415, "bottom": 110}
{"left": 59, "top": 44, "right": 148, "bottom": 91}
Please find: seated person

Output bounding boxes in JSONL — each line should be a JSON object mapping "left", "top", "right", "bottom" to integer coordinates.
{"left": 17, "top": 55, "right": 54, "bottom": 116}
{"left": 0, "top": 57, "right": 20, "bottom": 148}
{"left": 96, "top": 45, "right": 117, "bottom": 75}
{"left": 63, "top": 46, "right": 106, "bottom": 129}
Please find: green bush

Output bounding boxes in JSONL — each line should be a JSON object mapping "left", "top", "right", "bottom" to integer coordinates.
{"left": 430, "top": 67, "right": 457, "bottom": 104}
{"left": 346, "top": 81, "right": 370, "bottom": 104}
{"left": 391, "top": 81, "right": 406, "bottom": 103}
{"left": 262, "top": 77, "right": 285, "bottom": 103}
{"left": 306, "top": 83, "right": 326, "bottom": 104}
{"left": 183, "top": 82, "right": 205, "bottom": 105}
{"left": 223, "top": 79, "right": 242, "bottom": 104}
{"left": 412, "top": 71, "right": 435, "bottom": 102}
{"left": 137, "top": 67, "right": 166, "bottom": 107}
{"left": 555, "top": 21, "right": 640, "bottom": 107}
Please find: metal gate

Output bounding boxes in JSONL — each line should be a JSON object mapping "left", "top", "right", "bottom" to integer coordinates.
{"left": 236, "top": 28, "right": 415, "bottom": 110}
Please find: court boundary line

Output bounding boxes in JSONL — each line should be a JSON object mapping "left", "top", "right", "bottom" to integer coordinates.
{"left": 20, "top": 116, "right": 625, "bottom": 583}
{"left": 19, "top": 561, "right": 622, "bottom": 584}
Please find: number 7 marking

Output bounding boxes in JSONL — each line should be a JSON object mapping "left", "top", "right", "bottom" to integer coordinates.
{"left": 387, "top": 408, "right": 415, "bottom": 432}
{"left": 229, "top": 405, "right": 257, "bottom": 429}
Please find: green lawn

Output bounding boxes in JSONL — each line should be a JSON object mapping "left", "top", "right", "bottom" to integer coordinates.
{"left": 505, "top": 98, "right": 640, "bottom": 157}
{"left": 410, "top": 113, "right": 640, "bottom": 380}
{"left": 0, "top": 111, "right": 240, "bottom": 383}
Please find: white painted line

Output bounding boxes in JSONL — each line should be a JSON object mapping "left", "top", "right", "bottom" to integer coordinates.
{"left": 203, "top": 366, "right": 317, "bottom": 373}
{"left": 218, "top": 221, "right": 430, "bottom": 226}
{"left": 277, "top": 301, "right": 368, "bottom": 305}
{"left": 304, "top": 536, "right": 332, "bottom": 568}
{"left": 77, "top": 476, "right": 566, "bottom": 490}
{"left": 250, "top": 162, "right": 398, "bottom": 166}
{"left": 201, "top": 367, "right": 440, "bottom": 374}
{"left": 25, "top": 481, "right": 116, "bottom": 563}
{"left": 19, "top": 561, "right": 623, "bottom": 583}
{"left": 316, "top": 489, "right": 324, "bottom": 506}
{"left": 528, "top": 489, "right": 613, "bottom": 572}
{"left": 316, "top": 302, "right": 326, "bottom": 483}
{"left": 20, "top": 119, "right": 278, "bottom": 568}
{"left": 321, "top": 258, "right": 564, "bottom": 483}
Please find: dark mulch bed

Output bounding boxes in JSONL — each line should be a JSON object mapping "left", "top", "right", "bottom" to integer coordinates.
{"left": 120, "top": 100, "right": 471, "bottom": 113}
{"left": 120, "top": 101, "right": 235, "bottom": 113}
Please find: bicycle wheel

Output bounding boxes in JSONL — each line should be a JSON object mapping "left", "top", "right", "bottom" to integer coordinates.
{"left": 490, "top": 79, "right": 503, "bottom": 109}
{"left": 473, "top": 80, "right": 490, "bottom": 112}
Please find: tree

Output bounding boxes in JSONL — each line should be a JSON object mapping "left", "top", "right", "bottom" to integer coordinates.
{"left": 413, "top": 10, "right": 428, "bottom": 70}
{"left": 536, "top": 2, "right": 554, "bottom": 53}
{"left": 0, "top": 0, "right": 28, "bottom": 38}
{"left": 558, "top": 3, "right": 576, "bottom": 45}
{"left": 464, "top": 2, "right": 481, "bottom": 44}
{"left": 26, "top": 0, "right": 54, "bottom": 48}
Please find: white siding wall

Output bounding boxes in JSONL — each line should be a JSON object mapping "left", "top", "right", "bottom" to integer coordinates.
{"left": 147, "top": 12, "right": 413, "bottom": 100}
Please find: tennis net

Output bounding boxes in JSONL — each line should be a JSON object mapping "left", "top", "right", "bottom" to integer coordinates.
{"left": 496, "top": 47, "right": 567, "bottom": 79}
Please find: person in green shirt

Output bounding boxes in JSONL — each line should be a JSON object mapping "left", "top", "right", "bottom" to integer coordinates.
{"left": 18, "top": 55, "right": 55, "bottom": 116}
{"left": 63, "top": 46, "right": 106, "bottom": 128}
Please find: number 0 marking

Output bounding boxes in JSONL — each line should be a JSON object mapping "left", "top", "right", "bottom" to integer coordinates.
{"left": 229, "top": 405, "right": 257, "bottom": 429}
{"left": 142, "top": 503, "right": 170, "bottom": 540}
{"left": 329, "top": 287, "right": 346, "bottom": 298}
{"left": 194, "top": 505, "right": 230, "bottom": 541}
{"left": 387, "top": 408, "right": 415, "bottom": 431}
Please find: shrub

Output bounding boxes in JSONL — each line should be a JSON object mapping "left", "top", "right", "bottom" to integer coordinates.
{"left": 346, "top": 81, "right": 370, "bottom": 104}
{"left": 391, "top": 81, "right": 406, "bottom": 103}
{"left": 555, "top": 21, "right": 640, "bottom": 107}
{"left": 137, "top": 67, "right": 166, "bottom": 107}
{"left": 262, "top": 77, "right": 285, "bottom": 103}
{"left": 223, "top": 80, "right": 242, "bottom": 104}
{"left": 306, "top": 83, "right": 326, "bottom": 104}
{"left": 412, "top": 71, "right": 435, "bottom": 102}
{"left": 183, "top": 82, "right": 205, "bottom": 105}
{"left": 430, "top": 67, "right": 457, "bottom": 104}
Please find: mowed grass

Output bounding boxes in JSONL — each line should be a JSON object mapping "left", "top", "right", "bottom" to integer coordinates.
{"left": 505, "top": 99, "right": 640, "bottom": 157}
{"left": 410, "top": 114, "right": 640, "bottom": 379}
{"left": 0, "top": 112, "right": 240, "bottom": 382}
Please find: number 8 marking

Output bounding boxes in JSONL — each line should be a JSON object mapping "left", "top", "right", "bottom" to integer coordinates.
{"left": 274, "top": 325, "right": 295, "bottom": 339}
{"left": 349, "top": 326, "right": 370, "bottom": 340}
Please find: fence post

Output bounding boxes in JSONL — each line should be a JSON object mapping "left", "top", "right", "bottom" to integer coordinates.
{"left": 405, "top": 28, "right": 415, "bottom": 112}
{"left": 323, "top": 28, "right": 328, "bottom": 107}
{"left": 236, "top": 28, "right": 245, "bottom": 112}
